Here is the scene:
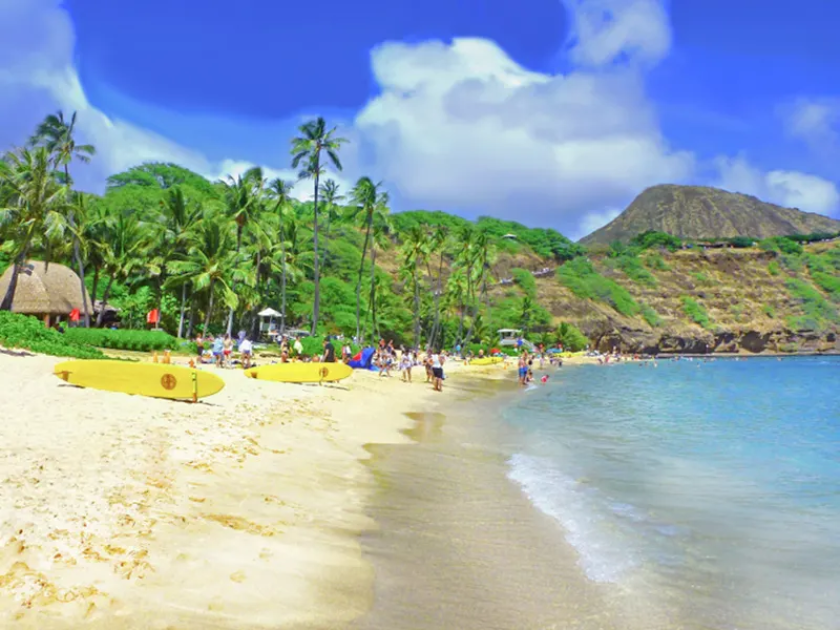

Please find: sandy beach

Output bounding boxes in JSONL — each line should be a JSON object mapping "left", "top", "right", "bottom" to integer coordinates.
{"left": 0, "top": 350, "right": 482, "bottom": 629}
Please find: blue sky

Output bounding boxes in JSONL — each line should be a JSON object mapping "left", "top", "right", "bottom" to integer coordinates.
{"left": 1, "top": 0, "right": 839, "bottom": 238}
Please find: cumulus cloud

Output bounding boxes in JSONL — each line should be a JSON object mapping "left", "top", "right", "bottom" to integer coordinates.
{"left": 782, "top": 97, "right": 840, "bottom": 153}
{"left": 355, "top": 19, "right": 694, "bottom": 230}
{"left": 714, "top": 156, "right": 840, "bottom": 216}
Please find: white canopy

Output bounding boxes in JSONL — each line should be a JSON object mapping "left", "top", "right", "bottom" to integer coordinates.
{"left": 258, "top": 307, "right": 281, "bottom": 317}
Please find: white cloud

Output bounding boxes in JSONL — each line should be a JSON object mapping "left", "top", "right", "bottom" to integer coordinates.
{"left": 563, "top": 0, "right": 672, "bottom": 67}
{"left": 355, "top": 29, "right": 693, "bottom": 229}
{"left": 572, "top": 207, "right": 622, "bottom": 241}
{"left": 782, "top": 97, "right": 840, "bottom": 152}
{"left": 714, "top": 156, "right": 840, "bottom": 215}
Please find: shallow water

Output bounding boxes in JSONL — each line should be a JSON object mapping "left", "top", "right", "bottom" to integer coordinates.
{"left": 506, "top": 357, "right": 840, "bottom": 630}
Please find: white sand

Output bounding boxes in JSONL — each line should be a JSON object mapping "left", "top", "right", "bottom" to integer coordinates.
{"left": 0, "top": 351, "right": 465, "bottom": 629}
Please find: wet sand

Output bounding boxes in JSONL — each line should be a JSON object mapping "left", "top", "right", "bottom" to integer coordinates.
{"left": 352, "top": 379, "right": 677, "bottom": 630}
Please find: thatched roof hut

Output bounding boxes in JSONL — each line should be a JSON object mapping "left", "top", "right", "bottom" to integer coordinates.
{"left": 0, "top": 261, "right": 91, "bottom": 319}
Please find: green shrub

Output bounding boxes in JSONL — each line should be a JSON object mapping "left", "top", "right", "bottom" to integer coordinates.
{"left": 511, "top": 268, "right": 537, "bottom": 296}
{"left": 690, "top": 272, "right": 711, "bottom": 286}
{"left": 680, "top": 296, "right": 712, "bottom": 329}
{"left": 64, "top": 328, "right": 190, "bottom": 352}
{"left": 641, "top": 303, "right": 662, "bottom": 327}
{"left": 643, "top": 253, "right": 670, "bottom": 271}
{"left": 557, "top": 258, "right": 640, "bottom": 317}
{"left": 811, "top": 272, "right": 840, "bottom": 302}
{"left": 614, "top": 254, "right": 657, "bottom": 287}
{"left": 0, "top": 312, "right": 105, "bottom": 359}
{"left": 781, "top": 253, "right": 804, "bottom": 272}
{"left": 759, "top": 237, "right": 804, "bottom": 256}
{"left": 785, "top": 279, "right": 839, "bottom": 330}
{"left": 629, "top": 230, "right": 682, "bottom": 252}
{"left": 767, "top": 260, "right": 780, "bottom": 276}
{"left": 555, "top": 322, "right": 589, "bottom": 351}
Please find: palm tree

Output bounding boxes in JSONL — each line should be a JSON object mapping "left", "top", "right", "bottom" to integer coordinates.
{"left": 318, "top": 178, "right": 343, "bottom": 270}
{"left": 426, "top": 225, "right": 449, "bottom": 349}
{"left": 290, "top": 117, "right": 347, "bottom": 334}
{"left": 400, "top": 225, "right": 428, "bottom": 349}
{"left": 29, "top": 111, "right": 96, "bottom": 326}
{"left": 169, "top": 212, "right": 241, "bottom": 334}
{"left": 0, "top": 147, "right": 71, "bottom": 312}
{"left": 221, "top": 167, "right": 265, "bottom": 334}
{"left": 367, "top": 221, "right": 390, "bottom": 341}
{"left": 267, "top": 178, "right": 295, "bottom": 334}
{"left": 155, "top": 186, "right": 202, "bottom": 336}
{"left": 348, "top": 176, "right": 389, "bottom": 342}
{"left": 462, "top": 230, "right": 493, "bottom": 347}
{"left": 96, "top": 208, "right": 148, "bottom": 326}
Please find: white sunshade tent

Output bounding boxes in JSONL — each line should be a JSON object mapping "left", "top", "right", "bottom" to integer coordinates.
{"left": 258, "top": 308, "right": 282, "bottom": 334}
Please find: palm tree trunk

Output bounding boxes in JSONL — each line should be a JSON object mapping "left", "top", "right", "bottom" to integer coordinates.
{"left": 95, "top": 276, "right": 115, "bottom": 327}
{"left": 187, "top": 294, "right": 197, "bottom": 338}
{"left": 280, "top": 238, "right": 288, "bottom": 335}
{"left": 90, "top": 266, "right": 100, "bottom": 315}
{"left": 177, "top": 282, "right": 188, "bottom": 338}
{"left": 355, "top": 216, "right": 372, "bottom": 343}
{"left": 413, "top": 261, "right": 421, "bottom": 349}
{"left": 64, "top": 166, "right": 91, "bottom": 328}
{"left": 369, "top": 245, "right": 378, "bottom": 341}
{"left": 311, "top": 164, "right": 321, "bottom": 335}
{"left": 204, "top": 279, "right": 216, "bottom": 334}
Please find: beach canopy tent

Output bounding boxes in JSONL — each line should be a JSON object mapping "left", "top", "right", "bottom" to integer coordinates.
{"left": 257, "top": 307, "right": 281, "bottom": 337}
{"left": 0, "top": 260, "right": 92, "bottom": 326}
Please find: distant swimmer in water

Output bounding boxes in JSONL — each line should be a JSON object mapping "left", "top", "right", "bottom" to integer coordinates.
{"left": 541, "top": 374, "right": 549, "bottom": 384}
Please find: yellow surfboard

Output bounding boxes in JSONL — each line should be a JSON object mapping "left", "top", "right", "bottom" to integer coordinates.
{"left": 244, "top": 361, "right": 353, "bottom": 383}
{"left": 470, "top": 356, "right": 504, "bottom": 366}
{"left": 54, "top": 360, "right": 225, "bottom": 401}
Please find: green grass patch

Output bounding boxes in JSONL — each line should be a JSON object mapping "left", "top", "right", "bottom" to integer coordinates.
{"left": 767, "top": 260, "right": 780, "bottom": 276}
{"left": 811, "top": 272, "right": 840, "bottom": 302}
{"left": 641, "top": 303, "right": 662, "bottom": 327}
{"left": 0, "top": 312, "right": 105, "bottom": 359}
{"left": 557, "top": 258, "right": 640, "bottom": 317}
{"left": 613, "top": 254, "right": 657, "bottom": 287}
{"left": 511, "top": 268, "right": 537, "bottom": 297}
{"left": 762, "top": 304, "right": 776, "bottom": 318}
{"left": 643, "top": 253, "right": 670, "bottom": 271}
{"left": 690, "top": 271, "right": 711, "bottom": 286}
{"left": 680, "top": 296, "right": 712, "bottom": 329}
{"left": 784, "top": 278, "right": 839, "bottom": 331}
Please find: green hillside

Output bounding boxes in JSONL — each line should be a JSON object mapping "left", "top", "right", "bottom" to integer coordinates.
{"left": 581, "top": 184, "right": 840, "bottom": 245}
{"left": 2, "top": 113, "right": 839, "bottom": 356}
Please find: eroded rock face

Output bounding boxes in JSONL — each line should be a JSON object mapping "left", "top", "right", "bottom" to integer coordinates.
{"left": 578, "top": 318, "right": 837, "bottom": 355}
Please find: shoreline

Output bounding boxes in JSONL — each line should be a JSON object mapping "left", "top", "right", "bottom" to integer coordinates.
{"left": 0, "top": 351, "right": 461, "bottom": 628}
{"left": 350, "top": 369, "right": 674, "bottom": 630}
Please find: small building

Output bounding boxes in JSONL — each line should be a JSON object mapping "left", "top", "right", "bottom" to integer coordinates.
{"left": 0, "top": 260, "right": 92, "bottom": 326}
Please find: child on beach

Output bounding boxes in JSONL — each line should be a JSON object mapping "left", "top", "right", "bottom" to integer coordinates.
{"left": 212, "top": 336, "right": 224, "bottom": 367}
{"left": 400, "top": 351, "right": 413, "bottom": 382}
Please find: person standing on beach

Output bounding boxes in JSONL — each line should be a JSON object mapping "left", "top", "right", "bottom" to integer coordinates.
{"left": 322, "top": 337, "right": 336, "bottom": 363}
{"left": 431, "top": 351, "right": 444, "bottom": 392}
{"left": 239, "top": 336, "right": 253, "bottom": 369}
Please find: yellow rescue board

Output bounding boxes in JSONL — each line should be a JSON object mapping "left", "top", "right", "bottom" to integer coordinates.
{"left": 470, "top": 357, "right": 504, "bottom": 366}
{"left": 53, "top": 360, "right": 225, "bottom": 401}
{"left": 244, "top": 362, "right": 353, "bottom": 383}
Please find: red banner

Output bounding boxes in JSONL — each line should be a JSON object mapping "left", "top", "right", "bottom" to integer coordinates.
{"left": 146, "top": 309, "right": 160, "bottom": 324}
{"left": 69, "top": 308, "right": 80, "bottom": 322}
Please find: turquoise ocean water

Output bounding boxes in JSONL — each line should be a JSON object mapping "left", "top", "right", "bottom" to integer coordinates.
{"left": 504, "top": 357, "right": 840, "bottom": 630}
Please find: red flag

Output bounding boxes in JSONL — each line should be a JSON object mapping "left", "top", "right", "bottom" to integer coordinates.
{"left": 147, "top": 309, "right": 160, "bottom": 324}
{"left": 69, "top": 308, "right": 80, "bottom": 322}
